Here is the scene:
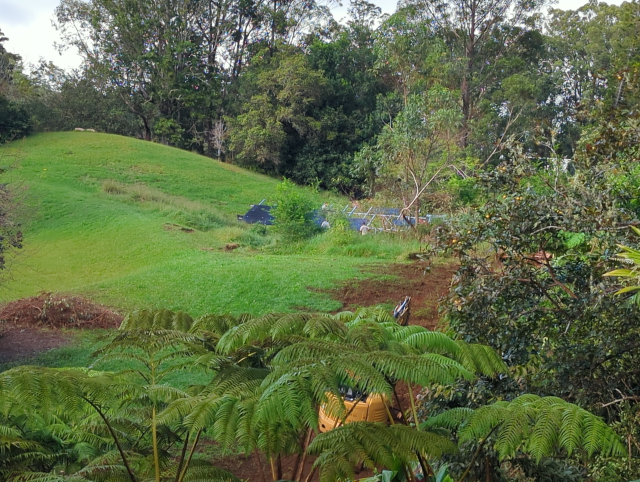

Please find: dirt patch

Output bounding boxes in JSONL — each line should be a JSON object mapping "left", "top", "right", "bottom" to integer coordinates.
{"left": 0, "top": 326, "right": 71, "bottom": 364}
{"left": 212, "top": 446, "right": 373, "bottom": 481}
{"left": 323, "top": 262, "right": 456, "bottom": 330}
{"left": 0, "top": 293, "right": 123, "bottom": 364}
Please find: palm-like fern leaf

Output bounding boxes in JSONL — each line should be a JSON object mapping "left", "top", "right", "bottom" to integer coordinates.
{"left": 453, "top": 342, "right": 508, "bottom": 377}
{"left": 217, "top": 313, "right": 282, "bottom": 354}
{"left": 302, "top": 315, "right": 348, "bottom": 340}
{"left": 308, "top": 422, "right": 457, "bottom": 482}
{"left": 424, "top": 395, "right": 625, "bottom": 462}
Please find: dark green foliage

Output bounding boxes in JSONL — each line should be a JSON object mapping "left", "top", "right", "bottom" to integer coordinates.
{"left": 271, "top": 179, "right": 321, "bottom": 242}
{"left": 431, "top": 97, "right": 640, "bottom": 477}
{"left": 0, "top": 97, "right": 30, "bottom": 143}
{"left": 0, "top": 161, "right": 22, "bottom": 278}
{"left": 32, "top": 77, "right": 141, "bottom": 137}
{"left": 0, "top": 307, "right": 624, "bottom": 481}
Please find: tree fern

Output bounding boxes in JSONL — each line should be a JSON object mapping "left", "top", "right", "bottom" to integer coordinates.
{"left": 308, "top": 422, "right": 457, "bottom": 482}
{"left": 423, "top": 395, "right": 625, "bottom": 462}
{"left": 302, "top": 315, "right": 348, "bottom": 340}
{"left": 217, "top": 313, "right": 283, "bottom": 354}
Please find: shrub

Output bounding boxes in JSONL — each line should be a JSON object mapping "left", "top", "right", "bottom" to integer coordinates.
{"left": 271, "top": 179, "right": 321, "bottom": 242}
{"left": 0, "top": 97, "right": 30, "bottom": 143}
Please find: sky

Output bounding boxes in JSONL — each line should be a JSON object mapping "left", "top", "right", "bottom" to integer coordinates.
{"left": 0, "top": 0, "right": 626, "bottom": 72}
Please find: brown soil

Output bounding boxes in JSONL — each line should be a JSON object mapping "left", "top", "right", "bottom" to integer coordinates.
{"left": 324, "top": 262, "right": 456, "bottom": 330}
{"left": 0, "top": 326, "right": 71, "bottom": 364}
{"left": 0, "top": 292, "right": 123, "bottom": 364}
{"left": 213, "top": 444, "right": 374, "bottom": 482}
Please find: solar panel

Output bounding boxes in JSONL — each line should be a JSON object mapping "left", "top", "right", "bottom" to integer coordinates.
{"left": 349, "top": 218, "right": 367, "bottom": 230}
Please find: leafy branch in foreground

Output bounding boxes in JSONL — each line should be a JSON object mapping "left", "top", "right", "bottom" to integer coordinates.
{"left": 604, "top": 226, "right": 640, "bottom": 305}
{"left": 0, "top": 316, "right": 239, "bottom": 482}
{"left": 1, "top": 308, "right": 627, "bottom": 482}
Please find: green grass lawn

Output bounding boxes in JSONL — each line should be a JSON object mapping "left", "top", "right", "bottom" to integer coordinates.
{"left": 0, "top": 132, "right": 404, "bottom": 316}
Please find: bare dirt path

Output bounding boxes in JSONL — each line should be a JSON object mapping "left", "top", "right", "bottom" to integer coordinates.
{"left": 323, "top": 261, "right": 456, "bottom": 329}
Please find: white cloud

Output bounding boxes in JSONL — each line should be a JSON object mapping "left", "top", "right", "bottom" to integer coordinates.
{"left": 1, "top": 0, "right": 82, "bottom": 70}
{"left": 1, "top": 1, "right": 34, "bottom": 26}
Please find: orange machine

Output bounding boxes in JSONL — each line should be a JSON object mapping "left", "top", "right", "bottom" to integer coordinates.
{"left": 318, "top": 389, "right": 390, "bottom": 432}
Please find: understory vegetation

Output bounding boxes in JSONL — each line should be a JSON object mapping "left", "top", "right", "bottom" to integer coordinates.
{"left": 0, "top": 309, "right": 626, "bottom": 482}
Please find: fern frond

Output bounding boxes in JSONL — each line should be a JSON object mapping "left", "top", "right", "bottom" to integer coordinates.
{"left": 427, "top": 395, "right": 625, "bottom": 462}
{"left": 453, "top": 342, "right": 508, "bottom": 376}
{"left": 345, "top": 322, "right": 394, "bottom": 350}
{"left": 144, "top": 384, "right": 190, "bottom": 404}
{"left": 271, "top": 340, "right": 364, "bottom": 364}
{"left": 308, "top": 422, "right": 401, "bottom": 472}
{"left": 153, "top": 308, "right": 176, "bottom": 330}
{"left": 526, "top": 404, "right": 562, "bottom": 462}
{"left": 190, "top": 314, "right": 239, "bottom": 336}
{"left": 493, "top": 404, "right": 532, "bottom": 459}
{"left": 303, "top": 315, "right": 348, "bottom": 340}
{"left": 269, "top": 313, "right": 313, "bottom": 339}
{"left": 388, "top": 424, "right": 458, "bottom": 458}
{"left": 217, "top": 313, "right": 282, "bottom": 354}
{"left": 207, "top": 367, "right": 269, "bottom": 397}
{"left": 181, "top": 394, "right": 239, "bottom": 432}
{"left": 458, "top": 403, "right": 510, "bottom": 445}
{"left": 363, "top": 352, "right": 473, "bottom": 386}
{"left": 421, "top": 408, "right": 474, "bottom": 431}
{"left": 313, "top": 451, "right": 358, "bottom": 482}
{"left": 119, "top": 310, "right": 154, "bottom": 330}
{"left": 397, "top": 329, "right": 461, "bottom": 356}
{"left": 7, "top": 473, "right": 92, "bottom": 482}
{"left": 182, "top": 459, "right": 240, "bottom": 482}
{"left": 341, "top": 307, "right": 395, "bottom": 326}
{"left": 309, "top": 422, "right": 452, "bottom": 479}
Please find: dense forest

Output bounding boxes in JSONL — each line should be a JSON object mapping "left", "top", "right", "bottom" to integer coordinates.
{"left": 1, "top": 0, "right": 638, "bottom": 199}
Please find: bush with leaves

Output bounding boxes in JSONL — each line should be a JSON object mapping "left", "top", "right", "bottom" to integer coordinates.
{"left": 271, "top": 179, "right": 321, "bottom": 243}
{"left": 431, "top": 122, "right": 640, "bottom": 478}
{"left": 0, "top": 97, "right": 30, "bottom": 144}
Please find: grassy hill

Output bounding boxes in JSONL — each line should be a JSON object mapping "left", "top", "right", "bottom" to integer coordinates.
{"left": 0, "top": 132, "right": 382, "bottom": 316}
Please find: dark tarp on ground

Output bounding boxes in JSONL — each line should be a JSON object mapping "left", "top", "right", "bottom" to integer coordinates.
{"left": 237, "top": 205, "right": 274, "bottom": 225}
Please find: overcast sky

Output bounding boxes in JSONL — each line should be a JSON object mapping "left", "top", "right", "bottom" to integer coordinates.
{"left": 0, "top": 0, "right": 625, "bottom": 71}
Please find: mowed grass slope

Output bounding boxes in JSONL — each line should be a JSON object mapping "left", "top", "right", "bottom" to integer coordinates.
{"left": 0, "top": 132, "right": 372, "bottom": 315}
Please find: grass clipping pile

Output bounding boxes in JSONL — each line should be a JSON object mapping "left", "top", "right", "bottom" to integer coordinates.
{"left": 0, "top": 292, "right": 123, "bottom": 330}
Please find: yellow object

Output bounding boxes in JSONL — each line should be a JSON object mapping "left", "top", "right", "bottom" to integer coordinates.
{"left": 318, "top": 393, "right": 390, "bottom": 432}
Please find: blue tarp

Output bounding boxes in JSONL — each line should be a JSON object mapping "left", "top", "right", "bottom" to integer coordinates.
{"left": 237, "top": 205, "right": 274, "bottom": 225}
